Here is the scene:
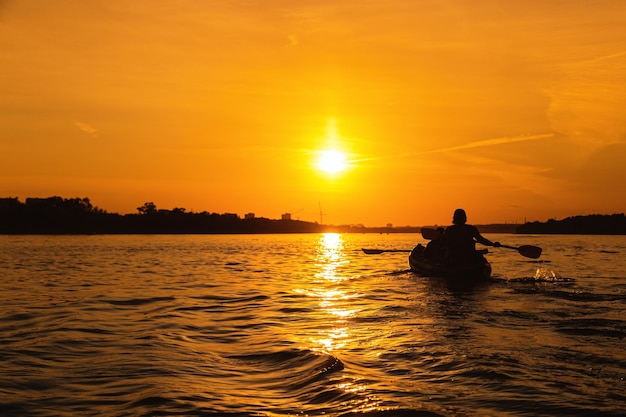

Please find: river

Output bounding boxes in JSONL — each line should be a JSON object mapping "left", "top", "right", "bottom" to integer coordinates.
{"left": 1, "top": 233, "right": 624, "bottom": 416}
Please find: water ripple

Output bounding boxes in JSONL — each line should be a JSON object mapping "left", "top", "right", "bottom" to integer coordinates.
{"left": 0, "top": 234, "right": 624, "bottom": 416}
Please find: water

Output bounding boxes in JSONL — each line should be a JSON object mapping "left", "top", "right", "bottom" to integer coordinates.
{"left": 0, "top": 233, "right": 624, "bottom": 416}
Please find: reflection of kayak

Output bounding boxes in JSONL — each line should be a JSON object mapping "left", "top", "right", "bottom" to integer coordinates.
{"left": 409, "top": 244, "right": 492, "bottom": 280}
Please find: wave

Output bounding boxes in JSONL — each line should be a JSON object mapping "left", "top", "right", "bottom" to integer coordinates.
{"left": 104, "top": 296, "right": 176, "bottom": 306}
{"left": 223, "top": 348, "right": 452, "bottom": 417}
{"left": 226, "top": 348, "right": 344, "bottom": 389}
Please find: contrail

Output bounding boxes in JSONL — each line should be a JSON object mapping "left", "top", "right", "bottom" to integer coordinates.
{"left": 421, "top": 133, "right": 555, "bottom": 154}
{"left": 346, "top": 133, "right": 556, "bottom": 164}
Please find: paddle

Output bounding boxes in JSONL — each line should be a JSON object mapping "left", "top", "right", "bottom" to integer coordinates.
{"left": 420, "top": 227, "right": 542, "bottom": 259}
{"left": 421, "top": 227, "right": 442, "bottom": 240}
{"left": 499, "top": 244, "right": 542, "bottom": 259}
{"left": 362, "top": 228, "right": 442, "bottom": 255}
{"left": 361, "top": 248, "right": 412, "bottom": 255}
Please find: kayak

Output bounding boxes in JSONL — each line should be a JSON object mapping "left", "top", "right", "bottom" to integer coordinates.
{"left": 408, "top": 244, "right": 492, "bottom": 281}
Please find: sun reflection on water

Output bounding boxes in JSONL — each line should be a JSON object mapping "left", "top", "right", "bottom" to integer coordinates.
{"left": 315, "top": 232, "right": 349, "bottom": 284}
{"left": 312, "top": 233, "right": 359, "bottom": 337}
{"left": 292, "top": 233, "right": 366, "bottom": 351}
{"left": 292, "top": 233, "right": 384, "bottom": 410}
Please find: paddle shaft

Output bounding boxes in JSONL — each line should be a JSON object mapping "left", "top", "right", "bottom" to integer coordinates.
{"left": 498, "top": 244, "right": 542, "bottom": 259}
{"left": 421, "top": 228, "right": 542, "bottom": 258}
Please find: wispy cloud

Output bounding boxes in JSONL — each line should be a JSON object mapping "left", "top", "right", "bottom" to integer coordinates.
{"left": 422, "top": 133, "right": 555, "bottom": 154}
{"left": 547, "top": 51, "right": 626, "bottom": 153}
{"left": 74, "top": 121, "right": 98, "bottom": 137}
{"left": 339, "top": 133, "right": 556, "bottom": 166}
{"left": 287, "top": 34, "right": 299, "bottom": 46}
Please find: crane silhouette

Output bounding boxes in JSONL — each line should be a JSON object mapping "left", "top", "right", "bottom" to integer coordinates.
{"left": 289, "top": 208, "right": 303, "bottom": 220}
{"left": 318, "top": 202, "right": 327, "bottom": 225}
{"left": 304, "top": 203, "right": 328, "bottom": 224}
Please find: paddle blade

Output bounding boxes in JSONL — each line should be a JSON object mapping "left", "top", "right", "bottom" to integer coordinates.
{"left": 421, "top": 227, "right": 442, "bottom": 240}
{"left": 518, "top": 245, "right": 542, "bottom": 259}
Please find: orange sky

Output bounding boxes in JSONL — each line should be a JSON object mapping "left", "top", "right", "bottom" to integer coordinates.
{"left": 1, "top": 1, "right": 625, "bottom": 226}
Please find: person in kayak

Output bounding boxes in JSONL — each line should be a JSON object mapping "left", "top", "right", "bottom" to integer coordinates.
{"left": 442, "top": 208, "right": 500, "bottom": 265}
{"left": 424, "top": 227, "right": 446, "bottom": 263}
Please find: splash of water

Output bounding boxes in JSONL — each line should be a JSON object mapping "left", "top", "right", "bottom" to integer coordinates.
{"left": 534, "top": 267, "right": 563, "bottom": 281}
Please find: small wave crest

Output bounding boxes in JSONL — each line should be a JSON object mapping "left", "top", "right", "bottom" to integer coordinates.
{"left": 105, "top": 296, "right": 176, "bottom": 306}
{"left": 224, "top": 348, "right": 354, "bottom": 411}
{"left": 339, "top": 408, "right": 446, "bottom": 417}
{"left": 227, "top": 348, "right": 344, "bottom": 389}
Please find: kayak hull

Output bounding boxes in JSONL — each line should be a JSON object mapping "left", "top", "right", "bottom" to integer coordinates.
{"left": 409, "top": 244, "right": 492, "bottom": 281}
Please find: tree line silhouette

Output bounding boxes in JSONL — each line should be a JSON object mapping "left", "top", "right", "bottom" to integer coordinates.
{"left": 0, "top": 197, "right": 326, "bottom": 234}
{"left": 0, "top": 196, "right": 405, "bottom": 234}
{"left": 516, "top": 213, "right": 626, "bottom": 234}
{"left": 1, "top": 196, "right": 624, "bottom": 234}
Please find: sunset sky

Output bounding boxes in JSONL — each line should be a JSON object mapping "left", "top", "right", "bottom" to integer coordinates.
{"left": 1, "top": 1, "right": 625, "bottom": 226}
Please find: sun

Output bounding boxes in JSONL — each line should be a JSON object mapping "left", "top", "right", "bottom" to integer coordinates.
{"left": 317, "top": 150, "right": 347, "bottom": 174}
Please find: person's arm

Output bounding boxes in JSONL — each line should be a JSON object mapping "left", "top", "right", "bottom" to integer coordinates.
{"left": 472, "top": 226, "right": 500, "bottom": 247}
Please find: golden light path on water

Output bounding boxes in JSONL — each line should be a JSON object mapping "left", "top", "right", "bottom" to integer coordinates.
{"left": 293, "top": 233, "right": 380, "bottom": 412}
{"left": 312, "top": 233, "right": 354, "bottom": 351}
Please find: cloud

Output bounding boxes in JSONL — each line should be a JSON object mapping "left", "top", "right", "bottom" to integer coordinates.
{"left": 287, "top": 34, "right": 299, "bottom": 46}
{"left": 547, "top": 51, "right": 626, "bottom": 152}
{"left": 74, "top": 121, "right": 98, "bottom": 137}
{"left": 422, "top": 133, "right": 555, "bottom": 154}
{"left": 340, "top": 133, "right": 556, "bottom": 167}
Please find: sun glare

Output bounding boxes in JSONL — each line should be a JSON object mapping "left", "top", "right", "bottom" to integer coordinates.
{"left": 317, "top": 150, "right": 347, "bottom": 174}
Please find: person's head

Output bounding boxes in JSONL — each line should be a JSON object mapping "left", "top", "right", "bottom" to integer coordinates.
{"left": 452, "top": 208, "right": 467, "bottom": 225}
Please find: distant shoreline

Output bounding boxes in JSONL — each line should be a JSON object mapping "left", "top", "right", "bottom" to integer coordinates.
{"left": 1, "top": 197, "right": 624, "bottom": 235}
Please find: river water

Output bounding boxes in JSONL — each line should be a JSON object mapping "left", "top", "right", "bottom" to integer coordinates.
{"left": 1, "top": 233, "right": 624, "bottom": 416}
